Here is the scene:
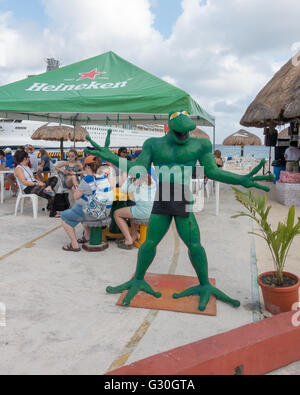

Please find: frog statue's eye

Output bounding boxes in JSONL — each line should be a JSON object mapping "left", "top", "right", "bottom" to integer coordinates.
{"left": 181, "top": 111, "right": 190, "bottom": 117}
{"left": 169, "top": 112, "right": 180, "bottom": 121}
{"left": 169, "top": 111, "right": 190, "bottom": 120}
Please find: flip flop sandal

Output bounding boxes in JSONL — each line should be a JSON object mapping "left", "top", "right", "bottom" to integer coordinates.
{"left": 77, "top": 236, "right": 89, "bottom": 244}
{"left": 118, "top": 241, "right": 133, "bottom": 250}
{"left": 62, "top": 243, "right": 81, "bottom": 252}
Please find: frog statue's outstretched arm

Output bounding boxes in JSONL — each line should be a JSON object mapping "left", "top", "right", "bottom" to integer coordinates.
{"left": 85, "top": 130, "right": 152, "bottom": 179}
{"left": 85, "top": 112, "right": 274, "bottom": 312}
{"left": 198, "top": 138, "right": 273, "bottom": 192}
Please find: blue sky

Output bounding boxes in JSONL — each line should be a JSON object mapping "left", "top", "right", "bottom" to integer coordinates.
{"left": 0, "top": 0, "right": 46, "bottom": 25}
{"left": 0, "top": 0, "right": 183, "bottom": 38}
{"left": 150, "top": 0, "right": 182, "bottom": 38}
{"left": 0, "top": 0, "right": 298, "bottom": 142}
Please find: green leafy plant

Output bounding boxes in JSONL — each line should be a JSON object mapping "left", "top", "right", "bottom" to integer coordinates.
{"left": 232, "top": 187, "right": 300, "bottom": 286}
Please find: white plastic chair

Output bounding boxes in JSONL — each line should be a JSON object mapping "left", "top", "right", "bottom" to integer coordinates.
{"left": 191, "top": 179, "right": 204, "bottom": 213}
{"left": 204, "top": 179, "right": 214, "bottom": 199}
{"left": 14, "top": 177, "right": 47, "bottom": 219}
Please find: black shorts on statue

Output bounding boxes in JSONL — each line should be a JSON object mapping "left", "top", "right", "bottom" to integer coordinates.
{"left": 151, "top": 182, "right": 193, "bottom": 218}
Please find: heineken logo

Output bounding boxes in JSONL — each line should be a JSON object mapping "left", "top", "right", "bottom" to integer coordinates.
{"left": 26, "top": 67, "right": 132, "bottom": 92}
{"left": 77, "top": 68, "right": 106, "bottom": 81}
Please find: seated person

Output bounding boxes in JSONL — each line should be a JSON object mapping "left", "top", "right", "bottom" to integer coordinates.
{"left": 55, "top": 149, "right": 83, "bottom": 189}
{"left": 114, "top": 174, "right": 156, "bottom": 250}
{"left": 25, "top": 145, "right": 39, "bottom": 174}
{"left": 0, "top": 150, "right": 5, "bottom": 169}
{"left": 110, "top": 147, "right": 130, "bottom": 187}
{"left": 14, "top": 150, "right": 58, "bottom": 217}
{"left": 96, "top": 159, "right": 116, "bottom": 189}
{"left": 4, "top": 148, "right": 14, "bottom": 169}
{"left": 2, "top": 148, "right": 17, "bottom": 196}
{"left": 37, "top": 148, "right": 52, "bottom": 180}
{"left": 60, "top": 155, "right": 112, "bottom": 252}
{"left": 214, "top": 150, "right": 224, "bottom": 168}
{"left": 285, "top": 141, "right": 300, "bottom": 172}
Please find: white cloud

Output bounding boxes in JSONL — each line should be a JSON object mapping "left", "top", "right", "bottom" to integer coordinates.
{"left": 0, "top": 0, "right": 299, "bottom": 142}
{"left": 41, "top": 0, "right": 163, "bottom": 64}
{"left": 162, "top": 75, "right": 178, "bottom": 85}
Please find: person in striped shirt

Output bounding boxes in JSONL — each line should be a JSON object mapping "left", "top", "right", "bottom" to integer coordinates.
{"left": 60, "top": 155, "right": 113, "bottom": 252}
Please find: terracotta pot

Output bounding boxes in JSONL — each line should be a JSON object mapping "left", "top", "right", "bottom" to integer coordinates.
{"left": 258, "top": 271, "right": 300, "bottom": 315}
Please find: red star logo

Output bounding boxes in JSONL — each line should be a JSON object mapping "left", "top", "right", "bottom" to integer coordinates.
{"left": 77, "top": 68, "right": 106, "bottom": 81}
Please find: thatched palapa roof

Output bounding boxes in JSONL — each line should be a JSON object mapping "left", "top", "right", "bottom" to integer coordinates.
{"left": 190, "top": 128, "right": 210, "bottom": 140}
{"left": 223, "top": 129, "right": 262, "bottom": 146}
{"left": 241, "top": 57, "right": 300, "bottom": 128}
{"left": 31, "top": 125, "right": 89, "bottom": 142}
{"left": 278, "top": 127, "right": 290, "bottom": 139}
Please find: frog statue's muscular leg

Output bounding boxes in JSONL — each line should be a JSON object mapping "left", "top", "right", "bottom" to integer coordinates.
{"left": 85, "top": 110, "right": 274, "bottom": 312}
{"left": 107, "top": 211, "right": 239, "bottom": 310}
{"left": 107, "top": 214, "right": 173, "bottom": 306}
{"left": 173, "top": 213, "right": 240, "bottom": 310}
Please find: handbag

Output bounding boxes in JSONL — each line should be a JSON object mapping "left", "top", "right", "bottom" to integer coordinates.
{"left": 54, "top": 193, "right": 70, "bottom": 212}
{"left": 83, "top": 177, "right": 113, "bottom": 220}
{"left": 83, "top": 195, "right": 108, "bottom": 220}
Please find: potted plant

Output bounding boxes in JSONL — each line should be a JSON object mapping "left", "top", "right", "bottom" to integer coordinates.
{"left": 232, "top": 187, "right": 300, "bottom": 314}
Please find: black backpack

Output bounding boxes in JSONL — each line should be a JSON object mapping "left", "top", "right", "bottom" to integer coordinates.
{"left": 54, "top": 193, "right": 70, "bottom": 212}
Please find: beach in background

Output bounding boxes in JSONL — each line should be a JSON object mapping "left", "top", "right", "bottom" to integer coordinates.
{"left": 215, "top": 145, "right": 271, "bottom": 159}
{"left": 30, "top": 145, "right": 272, "bottom": 160}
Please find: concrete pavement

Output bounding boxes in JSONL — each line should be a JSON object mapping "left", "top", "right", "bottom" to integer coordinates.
{"left": 0, "top": 183, "right": 296, "bottom": 375}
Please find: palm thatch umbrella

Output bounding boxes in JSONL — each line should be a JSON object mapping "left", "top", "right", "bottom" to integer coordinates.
{"left": 241, "top": 57, "right": 300, "bottom": 128}
{"left": 190, "top": 128, "right": 210, "bottom": 140}
{"left": 31, "top": 125, "right": 90, "bottom": 159}
{"left": 223, "top": 129, "right": 262, "bottom": 156}
{"left": 278, "top": 127, "right": 290, "bottom": 139}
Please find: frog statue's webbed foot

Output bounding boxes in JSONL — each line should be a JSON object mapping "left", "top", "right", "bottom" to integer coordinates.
{"left": 173, "top": 283, "right": 240, "bottom": 312}
{"left": 106, "top": 278, "right": 162, "bottom": 307}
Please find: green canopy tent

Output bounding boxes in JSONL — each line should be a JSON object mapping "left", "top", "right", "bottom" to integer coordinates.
{"left": 0, "top": 51, "right": 215, "bottom": 143}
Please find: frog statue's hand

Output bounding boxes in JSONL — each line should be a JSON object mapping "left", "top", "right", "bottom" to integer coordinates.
{"left": 84, "top": 130, "right": 112, "bottom": 160}
{"left": 240, "top": 159, "right": 275, "bottom": 192}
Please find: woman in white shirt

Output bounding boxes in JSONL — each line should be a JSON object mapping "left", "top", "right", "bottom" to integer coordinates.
{"left": 14, "top": 150, "right": 58, "bottom": 217}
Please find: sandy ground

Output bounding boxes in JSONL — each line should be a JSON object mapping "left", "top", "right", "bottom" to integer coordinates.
{"left": 0, "top": 172, "right": 299, "bottom": 375}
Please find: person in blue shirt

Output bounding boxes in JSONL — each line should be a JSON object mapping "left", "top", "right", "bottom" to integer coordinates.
{"left": 37, "top": 148, "right": 52, "bottom": 180}
{"left": 0, "top": 150, "right": 5, "bottom": 167}
{"left": 3, "top": 148, "right": 17, "bottom": 196}
{"left": 4, "top": 148, "right": 14, "bottom": 169}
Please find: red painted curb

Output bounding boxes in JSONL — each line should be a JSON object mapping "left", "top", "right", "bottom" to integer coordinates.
{"left": 107, "top": 311, "right": 300, "bottom": 375}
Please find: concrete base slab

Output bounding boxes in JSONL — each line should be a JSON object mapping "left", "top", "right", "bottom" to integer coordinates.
{"left": 82, "top": 242, "right": 109, "bottom": 252}
{"left": 116, "top": 273, "right": 216, "bottom": 316}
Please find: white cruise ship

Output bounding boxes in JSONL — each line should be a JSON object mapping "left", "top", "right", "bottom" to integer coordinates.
{"left": 0, "top": 119, "right": 165, "bottom": 150}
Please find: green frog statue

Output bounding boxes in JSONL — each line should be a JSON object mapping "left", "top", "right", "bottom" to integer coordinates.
{"left": 85, "top": 110, "right": 274, "bottom": 312}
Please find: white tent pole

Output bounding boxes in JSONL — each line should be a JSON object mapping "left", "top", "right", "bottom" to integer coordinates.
{"left": 213, "top": 125, "right": 216, "bottom": 152}
{"left": 73, "top": 114, "right": 79, "bottom": 149}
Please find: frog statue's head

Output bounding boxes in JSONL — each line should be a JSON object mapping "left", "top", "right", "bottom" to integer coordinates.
{"left": 168, "top": 110, "right": 196, "bottom": 145}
